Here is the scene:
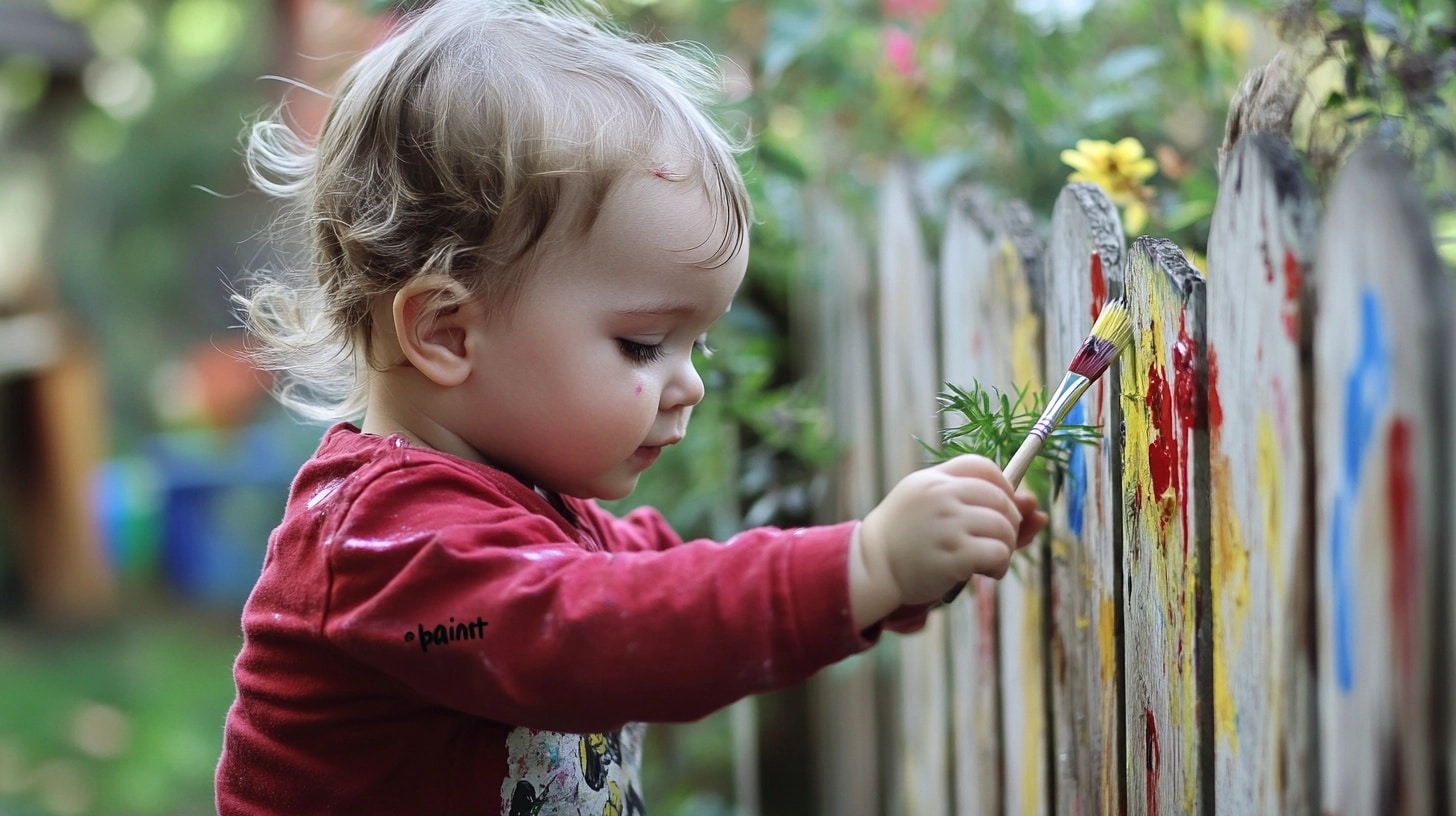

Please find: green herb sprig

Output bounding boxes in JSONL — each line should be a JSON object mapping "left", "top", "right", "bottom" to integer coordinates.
{"left": 923, "top": 380, "right": 1104, "bottom": 501}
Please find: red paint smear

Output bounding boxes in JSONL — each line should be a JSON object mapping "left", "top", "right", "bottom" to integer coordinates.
{"left": 1145, "top": 316, "right": 1200, "bottom": 552}
{"left": 1145, "top": 360, "right": 1180, "bottom": 537}
{"left": 1172, "top": 316, "right": 1201, "bottom": 553}
{"left": 1090, "top": 252, "right": 1107, "bottom": 326}
{"left": 1281, "top": 250, "right": 1303, "bottom": 341}
{"left": 1145, "top": 709, "right": 1161, "bottom": 816}
{"left": 1172, "top": 317, "right": 1200, "bottom": 432}
{"left": 1388, "top": 419, "right": 1417, "bottom": 676}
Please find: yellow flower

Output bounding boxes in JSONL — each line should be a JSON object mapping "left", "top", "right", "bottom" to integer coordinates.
{"left": 1061, "top": 137, "right": 1157, "bottom": 234}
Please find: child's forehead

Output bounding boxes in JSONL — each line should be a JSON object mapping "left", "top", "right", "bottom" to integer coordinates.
{"left": 550, "top": 167, "right": 744, "bottom": 264}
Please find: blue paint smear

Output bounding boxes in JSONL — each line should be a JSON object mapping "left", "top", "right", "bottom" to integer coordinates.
{"left": 1065, "top": 399, "right": 1088, "bottom": 538}
{"left": 1331, "top": 289, "right": 1388, "bottom": 692}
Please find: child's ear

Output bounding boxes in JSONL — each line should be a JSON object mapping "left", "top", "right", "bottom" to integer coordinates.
{"left": 392, "top": 276, "right": 479, "bottom": 388}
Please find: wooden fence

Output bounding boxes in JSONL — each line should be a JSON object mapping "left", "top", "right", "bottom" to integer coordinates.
{"left": 799, "top": 134, "right": 1454, "bottom": 816}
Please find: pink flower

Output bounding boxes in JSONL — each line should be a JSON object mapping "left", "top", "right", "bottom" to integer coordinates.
{"left": 883, "top": 27, "right": 916, "bottom": 77}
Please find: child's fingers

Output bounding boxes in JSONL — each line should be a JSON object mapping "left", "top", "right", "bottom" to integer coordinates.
{"left": 1012, "top": 489, "right": 1046, "bottom": 548}
{"left": 1016, "top": 510, "right": 1050, "bottom": 549}
{"left": 934, "top": 454, "right": 1014, "bottom": 494}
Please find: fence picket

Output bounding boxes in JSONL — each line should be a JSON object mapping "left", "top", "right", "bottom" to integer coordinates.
{"left": 803, "top": 189, "right": 882, "bottom": 816}
{"left": 1204, "top": 133, "right": 1319, "bottom": 814}
{"left": 939, "top": 185, "right": 1006, "bottom": 816}
{"left": 992, "top": 203, "right": 1050, "bottom": 816}
{"left": 1313, "top": 142, "right": 1443, "bottom": 816}
{"left": 878, "top": 162, "right": 951, "bottom": 816}
{"left": 1119, "top": 237, "right": 1210, "bottom": 816}
{"left": 1042, "top": 182, "right": 1126, "bottom": 816}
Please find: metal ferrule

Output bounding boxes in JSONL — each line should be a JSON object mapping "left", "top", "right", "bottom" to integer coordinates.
{"left": 1036, "top": 372, "right": 1094, "bottom": 438}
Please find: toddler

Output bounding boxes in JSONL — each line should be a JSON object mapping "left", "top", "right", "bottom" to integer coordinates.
{"left": 215, "top": 0, "right": 1047, "bottom": 813}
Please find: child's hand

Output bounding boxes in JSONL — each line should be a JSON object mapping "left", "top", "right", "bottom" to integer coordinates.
{"left": 849, "top": 455, "right": 1046, "bottom": 629}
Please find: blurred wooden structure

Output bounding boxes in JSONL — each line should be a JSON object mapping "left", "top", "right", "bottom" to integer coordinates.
{"left": 0, "top": 2, "right": 114, "bottom": 622}
{"left": 799, "top": 133, "right": 1454, "bottom": 814}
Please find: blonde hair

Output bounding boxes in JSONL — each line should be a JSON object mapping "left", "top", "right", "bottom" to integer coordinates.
{"left": 238, "top": 0, "right": 751, "bottom": 421}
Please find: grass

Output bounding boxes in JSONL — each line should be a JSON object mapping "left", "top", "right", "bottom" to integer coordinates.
{"left": 0, "top": 593, "right": 241, "bottom": 816}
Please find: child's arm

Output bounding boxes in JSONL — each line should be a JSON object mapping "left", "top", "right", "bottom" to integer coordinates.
{"left": 849, "top": 454, "right": 1046, "bottom": 629}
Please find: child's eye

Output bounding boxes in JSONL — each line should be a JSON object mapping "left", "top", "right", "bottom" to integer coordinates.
{"left": 693, "top": 335, "right": 714, "bottom": 358}
{"left": 617, "top": 339, "right": 666, "bottom": 364}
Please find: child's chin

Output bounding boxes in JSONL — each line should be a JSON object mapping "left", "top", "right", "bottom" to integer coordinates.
{"left": 593, "top": 479, "right": 640, "bottom": 502}
{"left": 566, "top": 474, "right": 639, "bottom": 502}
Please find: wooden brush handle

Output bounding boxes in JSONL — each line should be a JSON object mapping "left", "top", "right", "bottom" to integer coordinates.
{"left": 1000, "top": 432, "right": 1044, "bottom": 490}
{"left": 939, "top": 432, "right": 1046, "bottom": 604}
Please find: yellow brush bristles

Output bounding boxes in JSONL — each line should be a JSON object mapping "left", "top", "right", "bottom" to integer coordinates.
{"left": 1091, "top": 297, "right": 1132, "bottom": 350}
{"left": 1068, "top": 298, "right": 1132, "bottom": 379}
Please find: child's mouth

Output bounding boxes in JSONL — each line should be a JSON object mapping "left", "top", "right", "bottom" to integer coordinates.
{"left": 630, "top": 446, "right": 662, "bottom": 469}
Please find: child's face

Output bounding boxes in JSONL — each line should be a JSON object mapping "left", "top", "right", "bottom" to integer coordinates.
{"left": 459, "top": 172, "right": 747, "bottom": 500}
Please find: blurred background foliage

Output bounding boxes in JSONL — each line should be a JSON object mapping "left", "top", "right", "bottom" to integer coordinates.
{"left": 0, "top": 0, "right": 1451, "bottom": 814}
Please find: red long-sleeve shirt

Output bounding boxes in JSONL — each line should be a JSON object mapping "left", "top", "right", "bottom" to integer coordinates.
{"left": 216, "top": 424, "right": 909, "bottom": 815}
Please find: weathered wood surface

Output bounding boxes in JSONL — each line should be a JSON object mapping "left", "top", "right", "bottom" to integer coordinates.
{"left": 991, "top": 202, "right": 1049, "bottom": 816}
{"left": 1313, "top": 142, "right": 1442, "bottom": 816}
{"left": 803, "top": 190, "right": 881, "bottom": 816}
{"left": 878, "top": 162, "right": 950, "bottom": 816}
{"left": 1119, "top": 237, "right": 1210, "bottom": 816}
{"left": 1444, "top": 271, "right": 1456, "bottom": 816}
{"left": 1043, "top": 182, "right": 1126, "bottom": 816}
{"left": 800, "top": 143, "right": 1456, "bottom": 816}
{"left": 938, "top": 185, "right": 1005, "bottom": 816}
{"left": 1204, "top": 134, "right": 1318, "bottom": 813}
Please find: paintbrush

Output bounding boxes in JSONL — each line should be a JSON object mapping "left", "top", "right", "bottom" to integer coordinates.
{"left": 940, "top": 297, "right": 1132, "bottom": 605}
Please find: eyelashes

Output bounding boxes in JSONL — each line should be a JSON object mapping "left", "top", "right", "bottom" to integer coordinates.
{"left": 616, "top": 336, "right": 714, "bottom": 365}
{"left": 617, "top": 339, "right": 666, "bottom": 365}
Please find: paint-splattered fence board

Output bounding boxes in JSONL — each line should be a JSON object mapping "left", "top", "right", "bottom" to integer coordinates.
{"left": 802, "top": 189, "right": 881, "bottom": 816}
{"left": 1043, "top": 182, "right": 1126, "bottom": 816}
{"left": 877, "top": 162, "right": 951, "bottom": 816}
{"left": 1120, "top": 237, "right": 1210, "bottom": 816}
{"left": 992, "top": 203, "right": 1049, "bottom": 816}
{"left": 1204, "top": 134, "right": 1318, "bottom": 814}
{"left": 938, "top": 185, "right": 1006, "bottom": 816}
{"left": 1313, "top": 142, "right": 1443, "bottom": 816}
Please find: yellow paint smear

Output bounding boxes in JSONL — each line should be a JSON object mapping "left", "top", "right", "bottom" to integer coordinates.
{"left": 1019, "top": 589, "right": 1044, "bottom": 815}
{"left": 1122, "top": 274, "right": 1205, "bottom": 812}
{"left": 1256, "top": 414, "right": 1283, "bottom": 591}
{"left": 1209, "top": 431, "right": 1252, "bottom": 755}
{"left": 1099, "top": 596, "right": 1116, "bottom": 684}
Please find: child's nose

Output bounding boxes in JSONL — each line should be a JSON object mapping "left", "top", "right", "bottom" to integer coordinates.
{"left": 661, "top": 355, "right": 705, "bottom": 410}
